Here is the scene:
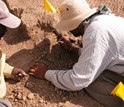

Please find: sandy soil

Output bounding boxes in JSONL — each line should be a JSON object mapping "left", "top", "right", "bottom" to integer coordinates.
{"left": 1, "top": 0, "right": 124, "bottom": 107}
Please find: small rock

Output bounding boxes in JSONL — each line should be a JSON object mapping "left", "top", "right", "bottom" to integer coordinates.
{"left": 39, "top": 99, "right": 44, "bottom": 103}
{"left": 63, "top": 101, "right": 71, "bottom": 107}
{"left": 12, "top": 90, "right": 16, "bottom": 94}
{"left": 54, "top": 87, "right": 58, "bottom": 92}
{"left": 14, "top": 99, "right": 18, "bottom": 102}
{"left": 58, "top": 102, "right": 63, "bottom": 107}
{"left": 17, "top": 87, "right": 21, "bottom": 90}
{"left": 65, "top": 101, "right": 70, "bottom": 104}
{"left": 17, "top": 93, "right": 22, "bottom": 100}
{"left": 23, "top": 96, "right": 26, "bottom": 100}
{"left": 27, "top": 93, "right": 35, "bottom": 100}
{"left": 8, "top": 95, "right": 13, "bottom": 99}
{"left": 25, "top": 82, "right": 33, "bottom": 89}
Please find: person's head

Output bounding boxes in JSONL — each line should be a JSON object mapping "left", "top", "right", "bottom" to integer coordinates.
{"left": 69, "top": 24, "right": 85, "bottom": 37}
{"left": 55, "top": 0, "right": 97, "bottom": 36}
{"left": 0, "top": 0, "right": 21, "bottom": 39}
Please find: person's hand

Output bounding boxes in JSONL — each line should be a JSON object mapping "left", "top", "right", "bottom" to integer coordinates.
{"left": 58, "top": 36, "right": 73, "bottom": 51}
{"left": 11, "top": 68, "right": 27, "bottom": 81}
{"left": 29, "top": 63, "right": 47, "bottom": 79}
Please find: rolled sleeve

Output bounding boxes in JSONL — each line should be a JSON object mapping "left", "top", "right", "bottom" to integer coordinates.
{"left": 3, "top": 63, "right": 14, "bottom": 78}
{"left": 45, "top": 70, "right": 53, "bottom": 82}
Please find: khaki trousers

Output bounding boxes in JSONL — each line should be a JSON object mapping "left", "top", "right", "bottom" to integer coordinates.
{"left": 85, "top": 70, "right": 124, "bottom": 107}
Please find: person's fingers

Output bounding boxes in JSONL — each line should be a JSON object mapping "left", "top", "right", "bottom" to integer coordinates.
{"left": 18, "top": 73, "right": 23, "bottom": 76}
{"left": 21, "top": 70, "right": 27, "bottom": 76}
{"left": 58, "top": 36, "right": 68, "bottom": 42}
{"left": 61, "top": 36, "right": 69, "bottom": 41}
{"left": 17, "top": 70, "right": 27, "bottom": 76}
{"left": 14, "top": 75, "right": 20, "bottom": 81}
{"left": 29, "top": 69, "right": 36, "bottom": 73}
{"left": 58, "top": 41, "right": 64, "bottom": 44}
{"left": 11, "top": 75, "right": 14, "bottom": 80}
{"left": 18, "top": 72, "right": 26, "bottom": 77}
{"left": 58, "top": 36, "right": 63, "bottom": 41}
{"left": 29, "top": 72, "right": 35, "bottom": 76}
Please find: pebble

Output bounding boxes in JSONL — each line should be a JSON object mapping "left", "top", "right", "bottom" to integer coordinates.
{"left": 14, "top": 99, "right": 18, "bottom": 102}
{"left": 63, "top": 101, "right": 71, "bottom": 107}
{"left": 23, "top": 96, "right": 26, "bottom": 100}
{"left": 25, "top": 82, "right": 33, "bottom": 89}
{"left": 27, "top": 93, "right": 35, "bottom": 100}
{"left": 8, "top": 95, "right": 13, "bottom": 99}
{"left": 39, "top": 99, "right": 44, "bottom": 103}
{"left": 17, "top": 93, "right": 22, "bottom": 100}
{"left": 54, "top": 87, "right": 58, "bottom": 92}
{"left": 58, "top": 102, "right": 63, "bottom": 107}
{"left": 65, "top": 101, "right": 70, "bottom": 104}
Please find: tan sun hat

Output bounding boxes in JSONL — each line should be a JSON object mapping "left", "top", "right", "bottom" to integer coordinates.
{"left": 55, "top": 0, "right": 97, "bottom": 31}
{"left": 0, "top": 0, "right": 21, "bottom": 28}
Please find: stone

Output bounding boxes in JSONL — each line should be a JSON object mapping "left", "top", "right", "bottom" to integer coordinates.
{"left": 27, "top": 93, "right": 35, "bottom": 100}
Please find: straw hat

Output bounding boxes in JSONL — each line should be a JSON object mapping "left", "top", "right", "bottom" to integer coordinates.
{"left": 0, "top": 0, "right": 21, "bottom": 28}
{"left": 55, "top": 0, "right": 97, "bottom": 31}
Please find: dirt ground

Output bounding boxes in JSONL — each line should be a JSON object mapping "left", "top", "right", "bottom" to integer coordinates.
{"left": 1, "top": 0, "right": 124, "bottom": 107}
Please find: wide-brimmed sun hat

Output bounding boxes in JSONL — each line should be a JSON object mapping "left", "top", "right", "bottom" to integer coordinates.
{"left": 55, "top": 0, "right": 97, "bottom": 31}
{"left": 0, "top": 0, "right": 21, "bottom": 28}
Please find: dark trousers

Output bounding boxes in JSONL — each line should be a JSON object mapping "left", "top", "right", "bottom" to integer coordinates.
{"left": 85, "top": 70, "right": 124, "bottom": 107}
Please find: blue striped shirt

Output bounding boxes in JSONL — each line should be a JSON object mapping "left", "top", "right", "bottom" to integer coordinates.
{"left": 45, "top": 14, "right": 124, "bottom": 91}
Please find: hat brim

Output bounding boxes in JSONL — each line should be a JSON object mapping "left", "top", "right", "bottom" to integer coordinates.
{"left": 0, "top": 13, "right": 21, "bottom": 28}
{"left": 55, "top": 8, "right": 97, "bottom": 31}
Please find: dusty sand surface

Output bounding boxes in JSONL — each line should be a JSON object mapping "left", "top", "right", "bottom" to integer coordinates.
{"left": 1, "top": 0, "right": 124, "bottom": 107}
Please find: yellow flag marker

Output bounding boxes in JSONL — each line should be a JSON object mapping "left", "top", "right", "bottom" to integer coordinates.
{"left": 44, "top": 0, "right": 58, "bottom": 14}
{"left": 111, "top": 82, "right": 124, "bottom": 101}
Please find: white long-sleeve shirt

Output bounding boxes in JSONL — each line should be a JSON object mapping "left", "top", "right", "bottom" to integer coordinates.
{"left": 0, "top": 49, "right": 14, "bottom": 98}
{"left": 45, "top": 14, "right": 124, "bottom": 91}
